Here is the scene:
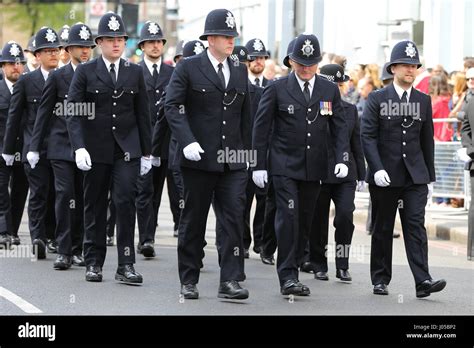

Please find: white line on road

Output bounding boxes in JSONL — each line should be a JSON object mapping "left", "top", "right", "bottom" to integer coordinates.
{"left": 0, "top": 286, "right": 43, "bottom": 314}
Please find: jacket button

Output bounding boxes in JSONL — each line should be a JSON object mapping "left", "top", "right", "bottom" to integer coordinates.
{"left": 96, "top": 90, "right": 99, "bottom": 93}
{"left": 403, "top": 142, "right": 406, "bottom": 146}
{"left": 308, "top": 108, "right": 311, "bottom": 112}
{"left": 112, "top": 114, "right": 116, "bottom": 118}
{"left": 388, "top": 116, "right": 391, "bottom": 120}
{"left": 223, "top": 121, "right": 226, "bottom": 125}
{"left": 34, "top": 99, "right": 37, "bottom": 102}
{"left": 114, "top": 90, "right": 117, "bottom": 94}
{"left": 307, "top": 133, "right": 311, "bottom": 137}
{"left": 222, "top": 135, "right": 226, "bottom": 139}
{"left": 307, "top": 145, "right": 310, "bottom": 149}
{"left": 112, "top": 126, "right": 116, "bottom": 130}
{"left": 224, "top": 106, "right": 227, "bottom": 110}
{"left": 403, "top": 153, "right": 406, "bottom": 158}
{"left": 403, "top": 130, "right": 406, "bottom": 134}
{"left": 131, "top": 91, "right": 134, "bottom": 94}
{"left": 224, "top": 93, "right": 227, "bottom": 96}
{"left": 156, "top": 89, "right": 159, "bottom": 93}
{"left": 65, "top": 94, "right": 68, "bottom": 98}
{"left": 113, "top": 102, "right": 117, "bottom": 106}
{"left": 202, "top": 89, "right": 205, "bottom": 92}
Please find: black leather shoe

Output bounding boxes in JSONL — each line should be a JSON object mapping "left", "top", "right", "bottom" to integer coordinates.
{"left": 218, "top": 280, "right": 249, "bottom": 300}
{"left": 315, "top": 271, "right": 329, "bottom": 281}
{"left": 253, "top": 245, "right": 262, "bottom": 254}
{"left": 106, "top": 236, "right": 114, "bottom": 246}
{"left": 85, "top": 266, "right": 103, "bottom": 282}
{"left": 32, "top": 239, "right": 46, "bottom": 259}
{"left": 115, "top": 264, "right": 143, "bottom": 284}
{"left": 11, "top": 236, "right": 21, "bottom": 245}
{"left": 373, "top": 283, "right": 389, "bottom": 295}
{"left": 46, "top": 239, "right": 58, "bottom": 253}
{"left": 260, "top": 254, "right": 275, "bottom": 265}
{"left": 0, "top": 233, "right": 11, "bottom": 247}
{"left": 72, "top": 254, "right": 86, "bottom": 267}
{"left": 336, "top": 269, "right": 352, "bottom": 281}
{"left": 416, "top": 279, "right": 447, "bottom": 298}
{"left": 181, "top": 284, "right": 199, "bottom": 299}
{"left": 138, "top": 242, "right": 155, "bottom": 258}
{"left": 243, "top": 249, "right": 249, "bottom": 259}
{"left": 53, "top": 254, "right": 72, "bottom": 270}
{"left": 281, "top": 279, "right": 310, "bottom": 296}
{"left": 300, "top": 262, "right": 314, "bottom": 273}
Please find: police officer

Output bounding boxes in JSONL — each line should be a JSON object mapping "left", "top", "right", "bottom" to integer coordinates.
{"left": 66, "top": 12, "right": 152, "bottom": 283}
{"left": 304, "top": 64, "right": 366, "bottom": 281}
{"left": 23, "top": 36, "right": 39, "bottom": 73}
{"left": 57, "top": 25, "right": 71, "bottom": 67}
{"left": 459, "top": 67, "right": 474, "bottom": 259}
{"left": 361, "top": 40, "right": 447, "bottom": 297}
{"left": 0, "top": 41, "right": 28, "bottom": 247}
{"left": 252, "top": 34, "right": 350, "bottom": 296}
{"left": 135, "top": 20, "right": 175, "bottom": 257}
{"left": 245, "top": 38, "right": 269, "bottom": 87}
{"left": 2, "top": 27, "right": 61, "bottom": 259}
{"left": 28, "top": 22, "right": 95, "bottom": 270}
{"left": 173, "top": 40, "right": 185, "bottom": 64}
{"left": 165, "top": 9, "right": 251, "bottom": 300}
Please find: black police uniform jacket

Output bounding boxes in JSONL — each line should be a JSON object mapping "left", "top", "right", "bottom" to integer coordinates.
{"left": 461, "top": 90, "right": 474, "bottom": 171}
{"left": 361, "top": 84, "right": 435, "bottom": 187}
{"left": 0, "top": 78, "right": 23, "bottom": 160}
{"left": 29, "top": 63, "right": 76, "bottom": 161}
{"left": 164, "top": 50, "right": 251, "bottom": 172}
{"left": 66, "top": 57, "right": 151, "bottom": 164}
{"left": 252, "top": 72, "right": 349, "bottom": 181}
{"left": 3, "top": 68, "right": 46, "bottom": 162}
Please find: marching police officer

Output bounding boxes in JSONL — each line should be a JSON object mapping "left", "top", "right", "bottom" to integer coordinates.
{"left": 2, "top": 27, "right": 61, "bottom": 259}
{"left": 245, "top": 38, "right": 269, "bottom": 87}
{"left": 252, "top": 34, "right": 350, "bottom": 296}
{"left": 303, "top": 64, "right": 366, "bottom": 281}
{"left": 361, "top": 40, "right": 447, "bottom": 297}
{"left": 28, "top": 22, "right": 96, "bottom": 270}
{"left": 0, "top": 41, "right": 29, "bottom": 247}
{"left": 66, "top": 12, "right": 152, "bottom": 283}
{"left": 165, "top": 9, "right": 251, "bottom": 300}
{"left": 135, "top": 20, "right": 175, "bottom": 257}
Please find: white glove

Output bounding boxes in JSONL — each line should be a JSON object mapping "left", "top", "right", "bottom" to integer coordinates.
{"left": 357, "top": 180, "right": 366, "bottom": 192}
{"left": 252, "top": 170, "right": 268, "bottom": 188}
{"left": 151, "top": 156, "right": 161, "bottom": 167}
{"left": 457, "top": 148, "right": 472, "bottom": 163}
{"left": 27, "top": 151, "right": 40, "bottom": 169}
{"left": 1, "top": 153, "right": 15, "bottom": 166}
{"left": 75, "top": 148, "right": 92, "bottom": 171}
{"left": 374, "top": 169, "right": 391, "bottom": 187}
{"left": 140, "top": 156, "right": 152, "bottom": 176}
{"left": 427, "top": 182, "right": 434, "bottom": 202}
{"left": 183, "top": 142, "right": 204, "bottom": 161}
{"left": 334, "top": 163, "right": 348, "bottom": 178}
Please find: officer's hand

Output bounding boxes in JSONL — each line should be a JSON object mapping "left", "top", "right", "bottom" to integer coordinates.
{"left": 151, "top": 156, "right": 161, "bottom": 167}
{"left": 457, "top": 148, "right": 472, "bottom": 163}
{"left": 140, "top": 156, "right": 152, "bottom": 176}
{"left": 75, "top": 148, "right": 92, "bottom": 171}
{"left": 1, "top": 153, "right": 15, "bottom": 166}
{"left": 374, "top": 169, "right": 391, "bottom": 187}
{"left": 183, "top": 142, "right": 204, "bottom": 161}
{"left": 334, "top": 163, "right": 348, "bottom": 178}
{"left": 357, "top": 180, "right": 366, "bottom": 192}
{"left": 26, "top": 151, "right": 40, "bottom": 169}
{"left": 252, "top": 170, "right": 268, "bottom": 188}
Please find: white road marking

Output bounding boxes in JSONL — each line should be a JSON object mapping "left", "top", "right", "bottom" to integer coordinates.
{"left": 0, "top": 286, "right": 43, "bottom": 313}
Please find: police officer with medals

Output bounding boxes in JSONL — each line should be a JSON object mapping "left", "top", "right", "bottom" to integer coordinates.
{"left": 165, "top": 9, "right": 251, "bottom": 300}
{"left": 66, "top": 12, "right": 152, "bottom": 283}
{"left": 28, "top": 22, "right": 95, "bottom": 270}
{"left": 0, "top": 41, "right": 28, "bottom": 247}
{"left": 135, "top": 20, "right": 175, "bottom": 257}
{"left": 245, "top": 38, "right": 269, "bottom": 87}
{"left": 252, "top": 34, "right": 350, "bottom": 296}
{"left": 361, "top": 40, "right": 447, "bottom": 297}
{"left": 2, "top": 27, "right": 61, "bottom": 259}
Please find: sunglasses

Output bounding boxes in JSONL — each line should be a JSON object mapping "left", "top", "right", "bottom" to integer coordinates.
{"left": 467, "top": 77, "right": 474, "bottom": 81}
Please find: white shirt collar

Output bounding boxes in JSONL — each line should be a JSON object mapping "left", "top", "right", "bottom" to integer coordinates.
{"left": 102, "top": 56, "right": 120, "bottom": 76}
{"left": 70, "top": 62, "right": 78, "bottom": 71}
{"left": 248, "top": 72, "right": 263, "bottom": 85}
{"left": 207, "top": 49, "right": 230, "bottom": 87}
{"left": 144, "top": 56, "right": 161, "bottom": 76}
{"left": 294, "top": 73, "right": 315, "bottom": 95}
{"left": 4, "top": 78, "right": 14, "bottom": 94}
{"left": 40, "top": 67, "right": 50, "bottom": 81}
{"left": 393, "top": 81, "right": 413, "bottom": 101}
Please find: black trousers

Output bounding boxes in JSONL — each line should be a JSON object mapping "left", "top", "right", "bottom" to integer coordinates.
{"left": 260, "top": 179, "right": 277, "bottom": 257}
{"left": 23, "top": 159, "right": 56, "bottom": 242}
{"left": 106, "top": 189, "right": 115, "bottom": 238}
{"left": 243, "top": 171, "right": 266, "bottom": 251}
{"left": 307, "top": 181, "right": 356, "bottom": 272}
{"left": 82, "top": 158, "right": 139, "bottom": 267}
{"left": 50, "top": 160, "right": 84, "bottom": 256}
{"left": 178, "top": 167, "right": 247, "bottom": 284}
{"left": 136, "top": 160, "right": 181, "bottom": 244}
{"left": 273, "top": 175, "right": 320, "bottom": 286}
{"left": 369, "top": 183, "right": 431, "bottom": 285}
{"left": 0, "top": 159, "right": 28, "bottom": 236}
{"left": 468, "top": 172, "right": 474, "bottom": 259}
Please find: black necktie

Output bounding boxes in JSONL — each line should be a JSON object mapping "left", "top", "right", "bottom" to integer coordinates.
{"left": 303, "top": 81, "right": 311, "bottom": 104}
{"left": 255, "top": 77, "right": 260, "bottom": 87}
{"left": 402, "top": 90, "right": 408, "bottom": 104}
{"left": 110, "top": 63, "right": 117, "bottom": 85}
{"left": 217, "top": 63, "right": 226, "bottom": 89}
{"left": 152, "top": 63, "right": 159, "bottom": 84}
